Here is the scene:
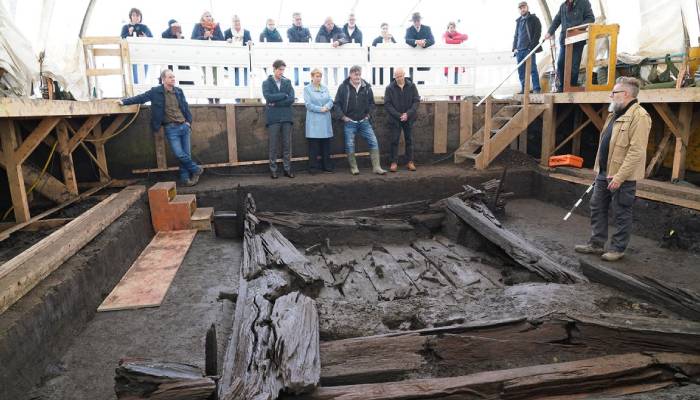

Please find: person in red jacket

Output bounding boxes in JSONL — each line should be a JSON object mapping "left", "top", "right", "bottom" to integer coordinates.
{"left": 443, "top": 22, "right": 468, "bottom": 90}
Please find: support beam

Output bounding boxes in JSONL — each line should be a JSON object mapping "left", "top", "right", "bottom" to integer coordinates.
{"left": 671, "top": 103, "right": 694, "bottom": 181}
{"left": 645, "top": 128, "right": 673, "bottom": 178}
{"left": 540, "top": 95, "right": 555, "bottom": 166}
{"left": 56, "top": 122, "right": 79, "bottom": 196}
{"left": 478, "top": 99, "right": 492, "bottom": 169}
{"left": 154, "top": 128, "right": 167, "bottom": 169}
{"left": 571, "top": 108, "right": 582, "bottom": 155}
{"left": 459, "top": 101, "right": 473, "bottom": 145}
{"left": 0, "top": 158, "right": 72, "bottom": 204}
{"left": 579, "top": 103, "right": 605, "bottom": 130}
{"left": 653, "top": 103, "right": 682, "bottom": 139}
{"left": 433, "top": 102, "right": 448, "bottom": 154}
{"left": 552, "top": 118, "right": 592, "bottom": 155}
{"left": 89, "top": 123, "right": 110, "bottom": 182}
{"left": 0, "top": 120, "right": 30, "bottom": 222}
{"left": 67, "top": 115, "right": 102, "bottom": 152}
{"left": 13, "top": 117, "right": 61, "bottom": 165}
{"left": 226, "top": 104, "right": 238, "bottom": 163}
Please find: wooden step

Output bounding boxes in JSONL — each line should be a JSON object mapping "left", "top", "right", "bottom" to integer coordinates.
{"left": 147, "top": 181, "right": 177, "bottom": 208}
{"left": 171, "top": 194, "right": 197, "bottom": 216}
{"left": 493, "top": 116, "right": 512, "bottom": 122}
{"left": 191, "top": 207, "right": 214, "bottom": 231}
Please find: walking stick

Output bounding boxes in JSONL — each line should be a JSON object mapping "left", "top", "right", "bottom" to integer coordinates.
{"left": 563, "top": 182, "right": 594, "bottom": 221}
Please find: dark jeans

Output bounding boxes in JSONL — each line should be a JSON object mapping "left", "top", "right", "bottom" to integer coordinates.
{"left": 268, "top": 122, "right": 292, "bottom": 173}
{"left": 163, "top": 123, "right": 201, "bottom": 182}
{"left": 308, "top": 138, "right": 333, "bottom": 171}
{"left": 389, "top": 120, "right": 414, "bottom": 163}
{"left": 556, "top": 41, "right": 585, "bottom": 91}
{"left": 516, "top": 49, "right": 541, "bottom": 92}
{"left": 589, "top": 174, "right": 637, "bottom": 252}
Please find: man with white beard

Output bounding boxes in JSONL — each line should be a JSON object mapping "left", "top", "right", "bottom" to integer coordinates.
{"left": 574, "top": 77, "right": 651, "bottom": 261}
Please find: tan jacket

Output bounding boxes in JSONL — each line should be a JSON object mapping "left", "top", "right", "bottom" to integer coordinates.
{"left": 593, "top": 102, "right": 651, "bottom": 184}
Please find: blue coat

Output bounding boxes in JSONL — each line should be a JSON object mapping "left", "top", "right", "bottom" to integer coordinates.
{"left": 262, "top": 75, "right": 295, "bottom": 126}
{"left": 259, "top": 28, "right": 283, "bottom": 42}
{"left": 191, "top": 23, "right": 224, "bottom": 40}
{"left": 303, "top": 84, "right": 334, "bottom": 139}
{"left": 224, "top": 28, "right": 252, "bottom": 44}
{"left": 405, "top": 24, "right": 435, "bottom": 48}
{"left": 121, "top": 23, "right": 153, "bottom": 38}
{"left": 121, "top": 85, "right": 192, "bottom": 132}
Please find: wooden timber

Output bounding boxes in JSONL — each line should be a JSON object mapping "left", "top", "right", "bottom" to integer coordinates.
{"left": 115, "top": 359, "right": 215, "bottom": 400}
{"left": 0, "top": 98, "right": 138, "bottom": 117}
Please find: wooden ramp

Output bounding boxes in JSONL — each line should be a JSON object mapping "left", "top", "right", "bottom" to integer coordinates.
{"left": 98, "top": 230, "right": 197, "bottom": 312}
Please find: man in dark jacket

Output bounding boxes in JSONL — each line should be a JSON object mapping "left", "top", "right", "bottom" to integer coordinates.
{"left": 334, "top": 65, "right": 385, "bottom": 175}
{"left": 405, "top": 12, "right": 434, "bottom": 48}
{"left": 260, "top": 19, "right": 283, "bottom": 42}
{"left": 161, "top": 19, "right": 183, "bottom": 39}
{"left": 315, "top": 17, "right": 348, "bottom": 47}
{"left": 544, "top": 0, "right": 595, "bottom": 91}
{"left": 512, "top": 2, "right": 542, "bottom": 94}
{"left": 287, "top": 12, "right": 312, "bottom": 42}
{"left": 384, "top": 68, "right": 420, "bottom": 172}
{"left": 119, "top": 69, "right": 203, "bottom": 186}
{"left": 262, "top": 60, "right": 295, "bottom": 179}
{"left": 342, "top": 14, "right": 363, "bottom": 45}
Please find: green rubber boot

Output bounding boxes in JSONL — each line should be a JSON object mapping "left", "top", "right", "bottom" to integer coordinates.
{"left": 347, "top": 153, "right": 360, "bottom": 175}
{"left": 370, "top": 149, "right": 386, "bottom": 175}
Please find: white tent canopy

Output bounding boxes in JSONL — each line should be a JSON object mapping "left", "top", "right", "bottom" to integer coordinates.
{"left": 1, "top": 0, "right": 697, "bottom": 99}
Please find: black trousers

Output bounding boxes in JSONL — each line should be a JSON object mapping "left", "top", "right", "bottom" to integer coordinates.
{"left": 389, "top": 120, "right": 414, "bottom": 163}
{"left": 308, "top": 138, "right": 333, "bottom": 171}
{"left": 556, "top": 41, "right": 585, "bottom": 91}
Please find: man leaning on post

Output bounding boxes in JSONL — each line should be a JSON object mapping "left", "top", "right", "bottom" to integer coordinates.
{"left": 119, "top": 69, "right": 203, "bottom": 187}
{"left": 575, "top": 77, "right": 651, "bottom": 262}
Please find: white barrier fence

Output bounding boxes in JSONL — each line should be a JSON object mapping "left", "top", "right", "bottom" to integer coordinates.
{"left": 125, "top": 38, "right": 519, "bottom": 102}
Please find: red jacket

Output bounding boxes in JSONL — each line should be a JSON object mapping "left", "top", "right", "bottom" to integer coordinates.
{"left": 443, "top": 31, "right": 468, "bottom": 44}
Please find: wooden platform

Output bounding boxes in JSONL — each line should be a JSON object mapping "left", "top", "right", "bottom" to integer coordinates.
{"left": 513, "top": 87, "right": 700, "bottom": 104}
{"left": 97, "top": 230, "right": 196, "bottom": 312}
{"left": 0, "top": 98, "right": 138, "bottom": 117}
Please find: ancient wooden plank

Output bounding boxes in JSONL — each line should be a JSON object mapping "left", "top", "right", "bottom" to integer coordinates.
{"left": 0, "top": 185, "right": 145, "bottom": 314}
{"left": 321, "top": 246, "right": 378, "bottom": 302}
{"left": 381, "top": 244, "right": 451, "bottom": 292}
{"left": 303, "top": 352, "right": 700, "bottom": 400}
{"left": 225, "top": 104, "right": 238, "bottom": 163}
{"left": 115, "top": 359, "right": 215, "bottom": 400}
{"left": 433, "top": 102, "right": 448, "bottom": 154}
{"left": 98, "top": 230, "right": 197, "bottom": 311}
{"left": 432, "top": 235, "right": 504, "bottom": 287}
{"left": 361, "top": 247, "right": 419, "bottom": 301}
{"left": 447, "top": 197, "right": 586, "bottom": 284}
{"left": 0, "top": 120, "right": 30, "bottom": 222}
{"left": 580, "top": 259, "right": 700, "bottom": 320}
{"left": 411, "top": 238, "right": 498, "bottom": 289}
{"left": 260, "top": 225, "right": 331, "bottom": 284}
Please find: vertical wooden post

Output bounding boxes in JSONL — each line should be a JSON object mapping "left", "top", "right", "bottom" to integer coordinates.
{"left": 563, "top": 43, "right": 573, "bottom": 92}
{"left": 56, "top": 121, "right": 79, "bottom": 196}
{"left": 0, "top": 120, "right": 31, "bottom": 222}
{"left": 672, "top": 103, "right": 694, "bottom": 181}
{"left": 541, "top": 95, "right": 555, "bottom": 167}
{"left": 572, "top": 108, "right": 582, "bottom": 155}
{"left": 459, "top": 100, "right": 473, "bottom": 145}
{"left": 519, "top": 56, "right": 531, "bottom": 153}
{"left": 91, "top": 123, "right": 110, "bottom": 182}
{"left": 226, "top": 104, "right": 239, "bottom": 163}
{"left": 155, "top": 127, "right": 167, "bottom": 169}
{"left": 479, "top": 98, "right": 493, "bottom": 169}
{"left": 433, "top": 102, "right": 448, "bottom": 154}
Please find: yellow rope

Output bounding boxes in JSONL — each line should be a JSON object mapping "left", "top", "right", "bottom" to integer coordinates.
{"left": 83, "top": 104, "right": 141, "bottom": 142}
{"left": 2, "top": 140, "right": 59, "bottom": 222}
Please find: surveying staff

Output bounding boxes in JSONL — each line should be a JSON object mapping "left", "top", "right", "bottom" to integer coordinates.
{"left": 574, "top": 77, "right": 650, "bottom": 261}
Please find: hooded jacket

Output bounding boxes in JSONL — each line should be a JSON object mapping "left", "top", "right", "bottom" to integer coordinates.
{"left": 333, "top": 77, "right": 375, "bottom": 122}
{"left": 384, "top": 77, "right": 420, "bottom": 123}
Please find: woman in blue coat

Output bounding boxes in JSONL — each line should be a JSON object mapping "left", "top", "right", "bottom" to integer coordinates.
{"left": 304, "top": 69, "right": 335, "bottom": 173}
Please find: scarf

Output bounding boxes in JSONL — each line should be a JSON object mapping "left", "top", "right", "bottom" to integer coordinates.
{"left": 201, "top": 20, "right": 218, "bottom": 32}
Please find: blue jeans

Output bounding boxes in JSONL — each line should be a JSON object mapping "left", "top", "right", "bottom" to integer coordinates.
{"left": 516, "top": 49, "right": 541, "bottom": 92}
{"left": 556, "top": 41, "right": 585, "bottom": 91}
{"left": 131, "top": 64, "right": 149, "bottom": 84}
{"left": 343, "top": 119, "right": 379, "bottom": 154}
{"left": 164, "top": 123, "right": 201, "bottom": 182}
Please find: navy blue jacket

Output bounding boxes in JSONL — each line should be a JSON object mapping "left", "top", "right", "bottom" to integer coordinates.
{"left": 315, "top": 25, "right": 348, "bottom": 45}
{"left": 191, "top": 23, "right": 225, "bottom": 40}
{"left": 372, "top": 36, "right": 396, "bottom": 46}
{"left": 262, "top": 75, "right": 295, "bottom": 126}
{"left": 162, "top": 27, "right": 182, "bottom": 38}
{"left": 121, "top": 23, "right": 153, "bottom": 38}
{"left": 121, "top": 86, "right": 192, "bottom": 132}
{"left": 224, "top": 28, "right": 252, "bottom": 44}
{"left": 405, "top": 25, "right": 435, "bottom": 48}
{"left": 342, "top": 24, "right": 363, "bottom": 45}
{"left": 548, "top": 0, "right": 595, "bottom": 44}
{"left": 259, "top": 28, "right": 283, "bottom": 42}
{"left": 287, "top": 25, "right": 312, "bottom": 42}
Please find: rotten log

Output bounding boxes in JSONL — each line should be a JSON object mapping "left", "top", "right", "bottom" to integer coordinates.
{"left": 580, "top": 259, "right": 700, "bottom": 320}
{"left": 303, "top": 352, "right": 700, "bottom": 400}
{"left": 447, "top": 197, "right": 586, "bottom": 284}
{"left": 260, "top": 225, "right": 333, "bottom": 284}
{"left": 115, "top": 359, "right": 215, "bottom": 400}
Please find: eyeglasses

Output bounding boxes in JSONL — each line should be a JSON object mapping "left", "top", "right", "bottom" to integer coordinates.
{"left": 611, "top": 90, "right": 625, "bottom": 95}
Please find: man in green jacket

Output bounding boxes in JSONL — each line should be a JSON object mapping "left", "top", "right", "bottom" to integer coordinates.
{"left": 575, "top": 77, "right": 651, "bottom": 261}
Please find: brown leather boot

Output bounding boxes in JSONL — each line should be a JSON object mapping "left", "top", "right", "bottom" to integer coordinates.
{"left": 389, "top": 162, "right": 398, "bottom": 172}
{"left": 407, "top": 161, "right": 416, "bottom": 171}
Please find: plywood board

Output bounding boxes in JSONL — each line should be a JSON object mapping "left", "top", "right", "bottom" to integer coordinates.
{"left": 98, "top": 229, "right": 196, "bottom": 311}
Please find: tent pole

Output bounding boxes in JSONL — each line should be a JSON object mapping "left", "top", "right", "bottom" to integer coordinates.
{"left": 79, "top": 0, "right": 97, "bottom": 38}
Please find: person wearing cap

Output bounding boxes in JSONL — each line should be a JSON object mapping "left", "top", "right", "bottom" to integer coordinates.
{"left": 544, "top": 0, "right": 595, "bottom": 91}
{"left": 512, "top": 1, "right": 542, "bottom": 94}
{"left": 162, "top": 19, "right": 184, "bottom": 39}
{"left": 405, "top": 12, "right": 434, "bottom": 48}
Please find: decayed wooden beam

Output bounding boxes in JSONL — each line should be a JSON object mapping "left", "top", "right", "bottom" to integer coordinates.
{"left": 12, "top": 116, "right": 61, "bottom": 165}
{"left": 579, "top": 103, "right": 605, "bottom": 131}
{"left": 303, "top": 352, "right": 700, "bottom": 400}
{"left": 260, "top": 225, "right": 332, "bottom": 284}
{"left": 0, "top": 185, "right": 145, "bottom": 314}
{"left": 580, "top": 259, "right": 700, "bottom": 320}
{"left": 115, "top": 359, "right": 215, "bottom": 400}
{"left": 447, "top": 197, "right": 586, "bottom": 283}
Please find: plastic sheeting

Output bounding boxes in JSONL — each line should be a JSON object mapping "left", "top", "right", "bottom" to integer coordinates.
{"left": 0, "top": 1, "right": 38, "bottom": 96}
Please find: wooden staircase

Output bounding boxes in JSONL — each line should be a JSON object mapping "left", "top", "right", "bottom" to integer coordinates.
{"left": 454, "top": 99, "right": 547, "bottom": 169}
{"left": 147, "top": 182, "right": 213, "bottom": 232}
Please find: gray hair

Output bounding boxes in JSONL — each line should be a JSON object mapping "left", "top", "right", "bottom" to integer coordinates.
{"left": 160, "top": 69, "right": 173, "bottom": 81}
{"left": 616, "top": 77, "right": 640, "bottom": 98}
{"left": 292, "top": 12, "right": 301, "bottom": 18}
{"left": 349, "top": 65, "right": 362, "bottom": 74}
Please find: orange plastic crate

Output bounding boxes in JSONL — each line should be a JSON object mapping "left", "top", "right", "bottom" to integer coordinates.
{"left": 549, "top": 154, "right": 584, "bottom": 168}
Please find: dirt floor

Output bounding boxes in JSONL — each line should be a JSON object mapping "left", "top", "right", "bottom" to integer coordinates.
{"left": 28, "top": 233, "right": 240, "bottom": 400}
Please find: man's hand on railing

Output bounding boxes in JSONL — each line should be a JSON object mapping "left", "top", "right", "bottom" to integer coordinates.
{"left": 544, "top": 32, "right": 552, "bottom": 40}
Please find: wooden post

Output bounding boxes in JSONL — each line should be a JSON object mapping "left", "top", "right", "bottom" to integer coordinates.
{"left": 540, "top": 95, "right": 555, "bottom": 166}
{"left": 91, "top": 123, "right": 110, "bottom": 182}
{"left": 459, "top": 101, "right": 473, "bottom": 145}
{"left": 479, "top": 98, "right": 492, "bottom": 169}
{"left": 155, "top": 128, "right": 167, "bottom": 169}
{"left": 572, "top": 108, "right": 582, "bottom": 155}
{"left": 433, "top": 102, "right": 448, "bottom": 154}
{"left": 0, "top": 120, "right": 31, "bottom": 222}
{"left": 672, "top": 103, "right": 694, "bottom": 181}
{"left": 519, "top": 57, "right": 531, "bottom": 153}
{"left": 226, "top": 104, "right": 238, "bottom": 163}
{"left": 56, "top": 121, "right": 79, "bottom": 196}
